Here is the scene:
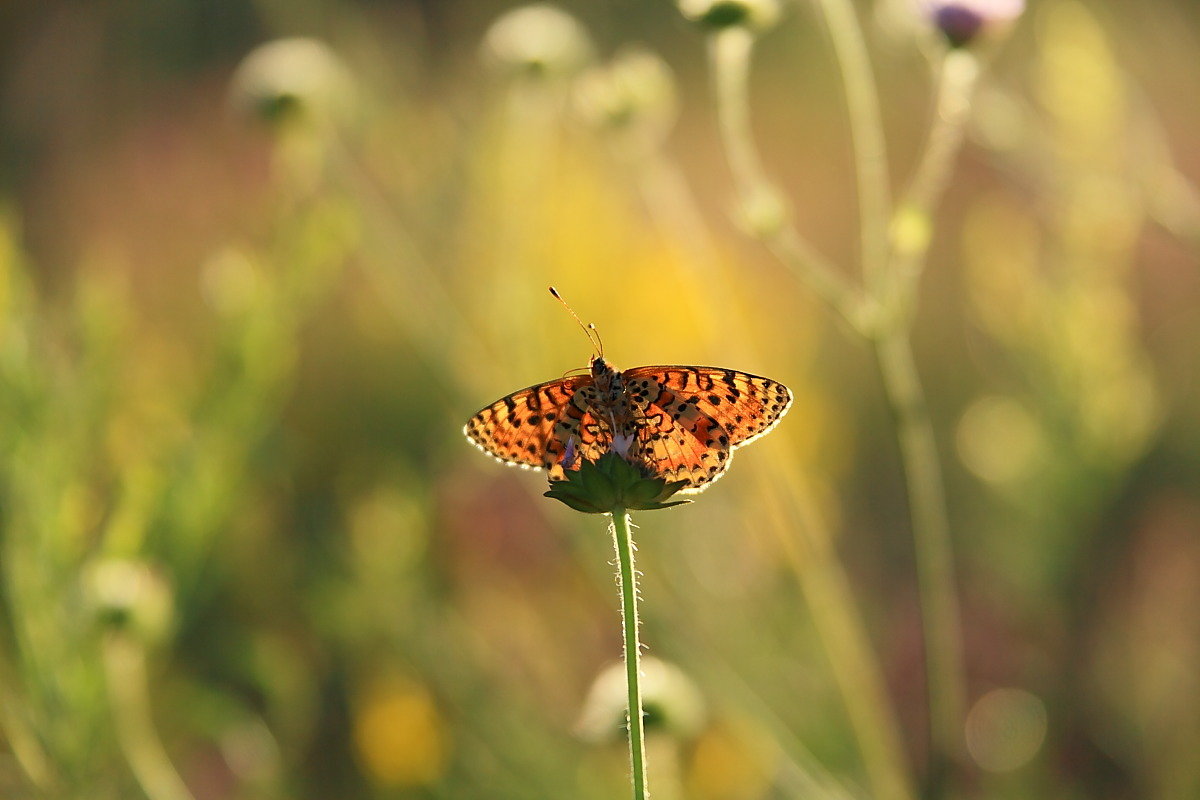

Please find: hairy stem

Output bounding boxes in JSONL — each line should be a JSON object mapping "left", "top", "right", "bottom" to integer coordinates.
{"left": 611, "top": 509, "right": 648, "bottom": 800}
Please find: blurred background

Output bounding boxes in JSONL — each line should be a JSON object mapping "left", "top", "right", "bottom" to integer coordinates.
{"left": 1, "top": 0, "right": 1198, "bottom": 798}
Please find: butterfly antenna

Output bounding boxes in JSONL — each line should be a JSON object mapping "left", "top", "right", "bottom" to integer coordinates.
{"left": 549, "top": 286, "right": 604, "bottom": 358}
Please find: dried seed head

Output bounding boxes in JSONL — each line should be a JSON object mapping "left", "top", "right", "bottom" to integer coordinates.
{"left": 229, "top": 37, "right": 354, "bottom": 127}
{"left": 677, "top": 0, "right": 782, "bottom": 33}
{"left": 574, "top": 46, "right": 678, "bottom": 150}
{"left": 577, "top": 657, "right": 706, "bottom": 742}
{"left": 481, "top": 4, "right": 595, "bottom": 79}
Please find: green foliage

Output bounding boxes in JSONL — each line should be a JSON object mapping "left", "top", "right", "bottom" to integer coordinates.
{"left": 544, "top": 453, "right": 691, "bottom": 514}
{"left": 0, "top": 2, "right": 1197, "bottom": 799}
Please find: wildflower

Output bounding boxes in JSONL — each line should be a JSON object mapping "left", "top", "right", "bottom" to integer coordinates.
{"left": 545, "top": 452, "right": 691, "bottom": 514}
{"left": 918, "top": 0, "right": 1025, "bottom": 48}
{"left": 561, "top": 435, "right": 579, "bottom": 470}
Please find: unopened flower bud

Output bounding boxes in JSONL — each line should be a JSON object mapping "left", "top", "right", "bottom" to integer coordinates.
{"left": 736, "top": 184, "right": 788, "bottom": 239}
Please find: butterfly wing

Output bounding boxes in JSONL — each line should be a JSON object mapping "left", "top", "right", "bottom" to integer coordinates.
{"left": 623, "top": 365, "right": 792, "bottom": 492}
{"left": 623, "top": 366, "right": 792, "bottom": 446}
{"left": 629, "top": 399, "right": 732, "bottom": 492}
{"left": 463, "top": 375, "right": 594, "bottom": 471}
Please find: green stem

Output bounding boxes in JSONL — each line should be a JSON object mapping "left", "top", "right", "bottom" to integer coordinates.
{"left": 708, "top": 29, "right": 864, "bottom": 329}
{"left": 812, "top": 0, "right": 892, "bottom": 289}
{"left": 0, "top": 657, "right": 55, "bottom": 793}
{"left": 889, "top": 51, "right": 980, "bottom": 319}
{"left": 102, "top": 633, "right": 196, "bottom": 800}
{"left": 610, "top": 509, "right": 648, "bottom": 800}
{"left": 706, "top": 24, "right": 915, "bottom": 800}
{"left": 872, "top": 330, "right": 965, "bottom": 795}
{"left": 900, "top": 52, "right": 979, "bottom": 228}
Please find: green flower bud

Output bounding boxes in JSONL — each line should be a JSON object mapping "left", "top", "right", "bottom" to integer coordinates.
{"left": 544, "top": 452, "right": 690, "bottom": 513}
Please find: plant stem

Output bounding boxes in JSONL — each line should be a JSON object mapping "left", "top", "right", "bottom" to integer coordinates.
{"left": 610, "top": 508, "right": 648, "bottom": 800}
{"left": 872, "top": 329, "right": 965, "bottom": 793}
{"left": 758, "top": 476, "right": 916, "bottom": 800}
{"left": 706, "top": 13, "right": 971, "bottom": 798}
{"left": 0, "top": 657, "right": 55, "bottom": 793}
{"left": 812, "top": 0, "right": 892, "bottom": 288}
{"left": 889, "top": 51, "right": 980, "bottom": 318}
{"left": 102, "top": 633, "right": 196, "bottom": 800}
{"left": 874, "top": 52, "right": 978, "bottom": 793}
{"left": 706, "top": 25, "right": 916, "bottom": 800}
{"left": 708, "top": 29, "right": 864, "bottom": 329}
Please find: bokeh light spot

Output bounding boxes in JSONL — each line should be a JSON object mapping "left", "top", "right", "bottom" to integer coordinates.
{"left": 965, "top": 687, "right": 1048, "bottom": 773}
{"left": 353, "top": 675, "right": 449, "bottom": 787}
{"left": 956, "top": 395, "right": 1043, "bottom": 484}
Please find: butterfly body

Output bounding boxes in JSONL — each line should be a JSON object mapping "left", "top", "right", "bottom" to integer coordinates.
{"left": 465, "top": 357, "right": 792, "bottom": 494}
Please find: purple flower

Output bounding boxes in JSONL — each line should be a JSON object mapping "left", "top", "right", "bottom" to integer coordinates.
{"left": 560, "top": 435, "right": 579, "bottom": 470}
{"left": 919, "top": 0, "right": 1025, "bottom": 47}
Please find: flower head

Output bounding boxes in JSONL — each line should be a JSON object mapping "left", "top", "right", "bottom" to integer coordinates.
{"left": 574, "top": 46, "right": 678, "bottom": 150}
{"left": 83, "top": 558, "right": 174, "bottom": 643}
{"left": 481, "top": 4, "right": 594, "bottom": 79}
{"left": 545, "top": 452, "right": 690, "bottom": 513}
{"left": 229, "top": 37, "right": 354, "bottom": 127}
{"left": 918, "top": 0, "right": 1025, "bottom": 48}
{"left": 577, "top": 657, "right": 706, "bottom": 742}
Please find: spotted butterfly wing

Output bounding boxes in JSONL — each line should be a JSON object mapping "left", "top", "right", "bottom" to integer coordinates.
{"left": 620, "top": 366, "right": 792, "bottom": 491}
{"left": 464, "top": 363, "right": 792, "bottom": 494}
{"left": 463, "top": 375, "right": 596, "bottom": 472}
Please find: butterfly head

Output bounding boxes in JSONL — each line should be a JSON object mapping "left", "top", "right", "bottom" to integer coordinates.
{"left": 589, "top": 355, "right": 613, "bottom": 378}
{"left": 589, "top": 355, "right": 623, "bottom": 402}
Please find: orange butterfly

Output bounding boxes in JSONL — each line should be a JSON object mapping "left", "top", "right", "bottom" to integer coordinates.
{"left": 464, "top": 290, "right": 792, "bottom": 494}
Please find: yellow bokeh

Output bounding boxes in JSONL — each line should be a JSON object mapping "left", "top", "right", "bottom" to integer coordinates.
{"left": 353, "top": 674, "right": 450, "bottom": 787}
{"left": 686, "top": 722, "right": 773, "bottom": 800}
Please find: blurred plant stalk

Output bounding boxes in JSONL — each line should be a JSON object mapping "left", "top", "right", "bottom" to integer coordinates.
{"left": 103, "top": 632, "right": 196, "bottom": 800}
{"left": 700, "top": 4, "right": 997, "bottom": 795}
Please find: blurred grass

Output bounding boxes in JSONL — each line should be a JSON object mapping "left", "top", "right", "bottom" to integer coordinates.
{"left": 0, "top": 1, "right": 1199, "bottom": 799}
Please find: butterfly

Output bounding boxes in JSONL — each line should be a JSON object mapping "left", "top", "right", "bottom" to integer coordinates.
{"left": 464, "top": 295, "right": 792, "bottom": 493}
